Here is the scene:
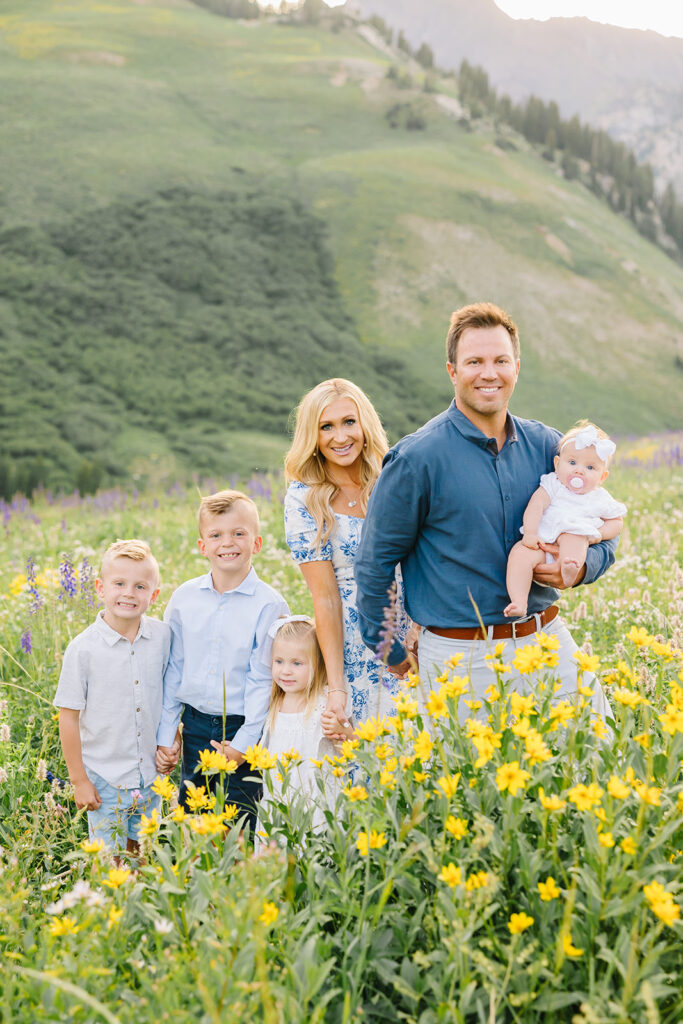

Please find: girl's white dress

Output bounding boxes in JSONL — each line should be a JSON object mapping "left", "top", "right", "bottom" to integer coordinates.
{"left": 284, "top": 480, "right": 406, "bottom": 723}
{"left": 260, "top": 697, "right": 337, "bottom": 835}
{"left": 532, "top": 472, "right": 627, "bottom": 544}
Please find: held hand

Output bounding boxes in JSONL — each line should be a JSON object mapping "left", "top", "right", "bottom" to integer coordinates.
{"left": 321, "top": 709, "right": 353, "bottom": 741}
{"left": 404, "top": 622, "right": 420, "bottom": 663}
{"left": 324, "top": 690, "right": 351, "bottom": 740}
{"left": 155, "top": 744, "right": 179, "bottom": 774}
{"left": 387, "top": 657, "right": 412, "bottom": 678}
{"left": 209, "top": 739, "right": 245, "bottom": 766}
{"left": 73, "top": 777, "right": 102, "bottom": 811}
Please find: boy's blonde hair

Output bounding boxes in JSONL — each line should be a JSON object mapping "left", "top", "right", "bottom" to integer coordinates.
{"left": 101, "top": 539, "right": 159, "bottom": 582}
{"left": 558, "top": 420, "right": 614, "bottom": 466}
{"left": 266, "top": 617, "right": 327, "bottom": 729}
{"left": 284, "top": 378, "right": 388, "bottom": 548}
{"left": 198, "top": 489, "right": 260, "bottom": 535}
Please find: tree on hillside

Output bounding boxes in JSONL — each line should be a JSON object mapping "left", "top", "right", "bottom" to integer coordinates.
{"left": 414, "top": 42, "right": 434, "bottom": 69}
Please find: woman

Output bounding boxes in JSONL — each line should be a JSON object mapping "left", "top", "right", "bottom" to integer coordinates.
{"left": 284, "top": 379, "right": 407, "bottom": 730}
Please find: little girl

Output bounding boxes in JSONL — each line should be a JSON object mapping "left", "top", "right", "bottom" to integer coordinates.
{"left": 505, "top": 420, "right": 627, "bottom": 618}
{"left": 260, "top": 616, "right": 354, "bottom": 836}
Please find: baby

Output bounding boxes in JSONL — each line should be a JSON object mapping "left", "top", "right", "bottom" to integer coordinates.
{"left": 505, "top": 421, "right": 626, "bottom": 618}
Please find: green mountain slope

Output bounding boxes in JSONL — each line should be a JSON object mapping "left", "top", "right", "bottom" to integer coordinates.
{"left": 0, "top": 0, "right": 681, "bottom": 491}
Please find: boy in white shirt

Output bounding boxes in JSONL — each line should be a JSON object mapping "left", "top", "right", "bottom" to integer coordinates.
{"left": 54, "top": 539, "right": 171, "bottom": 857}
{"left": 156, "top": 490, "right": 288, "bottom": 830}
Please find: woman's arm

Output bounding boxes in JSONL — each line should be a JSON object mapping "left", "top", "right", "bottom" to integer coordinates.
{"left": 298, "top": 561, "right": 349, "bottom": 732}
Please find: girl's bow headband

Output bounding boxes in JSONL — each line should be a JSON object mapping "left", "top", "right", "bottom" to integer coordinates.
{"left": 267, "top": 615, "right": 313, "bottom": 641}
{"left": 561, "top": 425, "right": 616, "bottom": 462}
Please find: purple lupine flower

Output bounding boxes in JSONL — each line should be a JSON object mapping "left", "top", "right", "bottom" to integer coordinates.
{"left": 2, "top": 504, "right": 10, "bottom": 535}
{"left": 59, "top": 553, "right": 77, "bottom": 599}
{"left": 79, "top": 558, "right": 96, "bottom": 607}
{"left": 25, "top": 557, "right": 42, "bottom": 614}
{"left": 376, "top": 581, "right": 400, "bottom": 671}
{"left": 21, "top": 628, "right": 32, "bottom": 654}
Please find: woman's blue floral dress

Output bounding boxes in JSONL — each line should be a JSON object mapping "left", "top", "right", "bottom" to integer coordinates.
{"left": 284, "top": 481, "right": 405, "bottom": 723}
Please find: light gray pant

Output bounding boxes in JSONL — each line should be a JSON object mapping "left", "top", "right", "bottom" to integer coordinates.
{"left": 417, "top": 614, "right": 611, "bottom": 723}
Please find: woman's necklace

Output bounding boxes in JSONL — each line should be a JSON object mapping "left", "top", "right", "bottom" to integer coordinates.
{"left": 331, "top": 479, "right": 361, "bottom": 508}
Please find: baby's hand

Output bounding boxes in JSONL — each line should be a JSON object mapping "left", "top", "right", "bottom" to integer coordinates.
{"left": 523, "top": 533, "right": 540, "bottom": 550}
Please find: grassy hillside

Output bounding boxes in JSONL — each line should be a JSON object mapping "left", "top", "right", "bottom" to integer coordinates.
{"left": 1, "top": 0, "right": 682, "bottom": 491}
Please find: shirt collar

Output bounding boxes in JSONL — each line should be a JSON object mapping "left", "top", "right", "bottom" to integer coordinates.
{"left": 94, "top": 610, "right": 150, "bottom": 645}
{"left": 200, "top": 566, "right": 259, "bottom": 596}
{"left": 446, "top": 401, "right": 518, "bottom": 450}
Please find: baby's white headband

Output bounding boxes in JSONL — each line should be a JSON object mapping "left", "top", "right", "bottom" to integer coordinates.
{"left": 561, "top": 424, "right": 616, "bottom": 462}
{"left": 267, "top": 615, "right": 313, "bottom": 641}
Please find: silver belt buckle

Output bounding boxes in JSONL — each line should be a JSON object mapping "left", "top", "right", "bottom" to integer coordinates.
{"left": 511, "top": 613, "right": 533, "bottom": 641}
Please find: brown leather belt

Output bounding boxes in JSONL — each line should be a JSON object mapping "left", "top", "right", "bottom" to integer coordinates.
{"left": 426, "top": 605, "right": 559, "bottom": 641}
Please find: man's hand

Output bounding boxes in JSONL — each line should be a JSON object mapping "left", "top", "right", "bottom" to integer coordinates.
{"left": 534, "top": 543, "right": 586, "bottom": 589}
{"left": 209, "top": 740, "right": 245, "bottom": 766}
{"left": 73, "top": 777, "right": 102, "bottom": 811}
{"left": 387, "top": 656, "right": 412, "bottom": 678}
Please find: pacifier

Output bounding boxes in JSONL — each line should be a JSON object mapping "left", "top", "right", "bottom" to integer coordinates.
{"left": 569, "top": 476, "right": 584, "bottom": 490}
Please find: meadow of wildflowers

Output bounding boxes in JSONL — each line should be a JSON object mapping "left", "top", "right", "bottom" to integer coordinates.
{"left": 0, "top": 444, "right": 681, "bottom": 1022}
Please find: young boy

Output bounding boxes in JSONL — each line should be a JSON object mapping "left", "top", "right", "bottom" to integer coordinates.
{"left": 156, "top": 490, "right": 289, "bottom": 829}
{"left": 54, "top": 539, "right": 171, "bottom": 857}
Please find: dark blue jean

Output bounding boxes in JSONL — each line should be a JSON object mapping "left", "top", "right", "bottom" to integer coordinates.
{"left": 180, "top": 705, "right": 262, "bottom": 834}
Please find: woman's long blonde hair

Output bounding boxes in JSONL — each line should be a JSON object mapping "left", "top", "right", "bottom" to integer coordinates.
{"left": 267, "top": 618, "right": 327, "bottom": 729}
{"left": 284, "top": 378, "right": 388, "bottom": 548}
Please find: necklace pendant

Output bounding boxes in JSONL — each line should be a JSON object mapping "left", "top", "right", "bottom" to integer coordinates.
{"left": 348, "top": 499, "right": 357, "bottom": 508}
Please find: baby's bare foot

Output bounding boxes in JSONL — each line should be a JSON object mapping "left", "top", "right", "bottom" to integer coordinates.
{"left": 561, "top": 559, "right": 581, "bottom": 587}
{"left": 504, "top": 601, "right": 527, "bottom": 618}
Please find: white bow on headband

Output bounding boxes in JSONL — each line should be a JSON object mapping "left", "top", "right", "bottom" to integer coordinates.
{"left": 563, "top": 425, "right": 616, "bottom": 462}
{"left": 267, "top": 615, "right": 313, "bottom": 640}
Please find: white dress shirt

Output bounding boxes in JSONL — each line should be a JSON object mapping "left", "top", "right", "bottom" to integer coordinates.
{"left": 157, "top": 568, "right": 289, "bottom": 752}
{"left": 54, "top": 612, "right": 171, "bottom": 789}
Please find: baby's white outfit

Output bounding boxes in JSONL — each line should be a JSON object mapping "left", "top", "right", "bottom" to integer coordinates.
{"left": 530, "top": 472, "right": 627, "bottom": 544}
{"left": 260, "top": 696, "right": 338, "bottom": 839}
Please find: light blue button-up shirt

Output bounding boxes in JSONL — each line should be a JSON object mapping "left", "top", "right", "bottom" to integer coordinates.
{"left": 157, "top": 568, "right": 289, "bottom": 752}
{"left": 356, "top": 403, "right": 617, "bottom": 665}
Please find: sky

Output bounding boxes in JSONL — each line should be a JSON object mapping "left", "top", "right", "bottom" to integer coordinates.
{"left": 324, "top": 1, "right": 683, "bottom": 39}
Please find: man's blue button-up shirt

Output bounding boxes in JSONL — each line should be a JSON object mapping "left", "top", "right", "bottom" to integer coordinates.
{"left": 355, "top": 403, "right": 617, "bottom": 665}
{"left": 157, "top": 568, "right": 289, "bottom": 752}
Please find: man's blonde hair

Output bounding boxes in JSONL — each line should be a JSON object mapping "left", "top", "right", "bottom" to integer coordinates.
{"left": 198, "top": 489, "right": 260, "bottom": 535}
{"left": 101, "top": 539, "right": 160, "bottom": 582}
{"left": 446, "top": 302, "right": 520, "bottom": 365}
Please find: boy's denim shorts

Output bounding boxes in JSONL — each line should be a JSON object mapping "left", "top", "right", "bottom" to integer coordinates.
{"left": 85, "top": 769, "right": 160, "bottom": 851}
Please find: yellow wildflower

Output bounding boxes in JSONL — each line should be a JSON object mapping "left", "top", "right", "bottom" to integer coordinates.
{"left": 562, "top": 932, "right": 584, "bottom": 958}
{"left": 634, "top": 732, "right": 650, "bottom": 748}
{"left": 80, "top": 838, "right": 105, "bottom": 854}
{"left": 483, "top": 684, "right": 500, "bottom": 703}
{"left": 399, "top": 753, "right": 416, "bottom": 769}
{"left": 244, "top": 744, "right": 277, "bottom": 771}
{"left": 138, "top": 808, "right": 160, "bottom": 837}
{"left": 650, "top": 639, "right": 676, "bottom": 660}
{"left": 633, "top": 781, "right": 661, "bottom": 806}
{"left": 464, "top": 699, "right": 482, "bottom": 711}
{"left": 620, "top": 836, "right": 637, "bottom": 855}
{"left": 548, "top": 701, "right": 575, "bottom": 728}
{"left": 339, "top": 739, "right": 359, "bottom": 761}
{"left": 445, "top": 816, "right": 468, "bottom": 840}
{"left": 184, "top": 782, "right": 216, "bottom": 812}
{"left": 259, "top": 901, "right": 279, "bottom": 926}
{"left": 424, "top": 690, "right": 447, "bottom": 719}
{"left": 197, "top": 748, "right": 237, "bottom": 773}
{"left": 509, "top": 692, "right": 535, "bottom": 718}
{"left": 535, "top": 631, "right": 560, "bottom": 652}
{"left": 344, "top": 785, "right": 368, "bottom": 802}
{"left": 437, "top": 863, "right": 462, "bottom": 888}
{"left": 627, "top": 626, "right": 653, "bottom": 647}
{"left": 598, "top": 831, "right": 615, "bottom": 848}
{"left": 356, "top": 830, "right": 387, "bottom": 856}
{"left": 643, "top": 881, "right": 680, "bottom": 928}
{"left": 659, "top": 705, "right": 683, "bottom": 735}
{"left": 523, "top": 729, "right": 552, "bottom": 766}
{"left": 607, "top": 776, "right": 630, "bottom": 800}
{"left": 103, "top": 868, "right": 131, "bottom": 889}
{"left": 538, "top": 787, "right": 566, "bottom": 811}
{"left": 567, "top": 783, "right": 603, "bottom": 812}
{"left": 379, "top": 770, "right": 396, "bottom": 790}
{"left": 612, "top": 688, "right": 647, "bottom": 709}
{"left": 171, "top": 805, "right": 186, "bottom": 823}
{"left": 496, "top": 761, "right": 531, "bottom": 796}
{"left": 9, "top": 573, "right": 27, "bottom": 595}
{"left": 403, "top": 672, "right": 420, "bottom": 690}
{"left": 435, "top": 773, "right": 460, "bottom": 799}
{"left": 513, "top": 645, "right": 543, "bottom": 675}
{"left": 222, "top": 804, "right": 238, "bottom": 822}
{"left": 414, "top": 731, "right": 433, "bottom": 762}
{"left": 107, "top": 906, "right": 123, "bottom": 929}
{"left": 465, "top": 870, "right": 489, "bottom": 891}
{"left": 442, "top": 675, "right": 470, "bottom": 697}
{"left": 446, "top": 653, "right": 465, "bottom": 669}
{"left": 278, "top": 749, "right": 301, "bottom": 768}
{"left": 374, "top": 743, "right": 392, "bottom": 761}
{"left": 151, "top": 776, "right": 177, "bottom": 801}
{"left": 508, "top": 912, "right": 534, "bottom": 934}
{"left": 49, "top": 915, "right": 79, "bottom": 937}
{"left": 354, "top": 716, "right": 388, "bottom": 742}
{"left": 592, "top": 718, "right": 608, "bottom": 739}
{"left": 537, "top": 876, "right": 561, "bottom": 901}
{"left": 189, "top": 813, "right": 226, "bottom": 836}
{"left": 512, "top": 716, "right": 532, "bottom": 737}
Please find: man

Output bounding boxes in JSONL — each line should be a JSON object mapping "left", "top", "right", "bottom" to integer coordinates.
{"left": 355, "top": 302, "right": 613, "bottom": 716}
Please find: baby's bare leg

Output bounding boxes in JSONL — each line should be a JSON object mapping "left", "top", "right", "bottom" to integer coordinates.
{"left": 505, "top": 540, "right": 546, "bottom": 617}
{"left": 557, "top": 533, "right": 590, "bottom": 587}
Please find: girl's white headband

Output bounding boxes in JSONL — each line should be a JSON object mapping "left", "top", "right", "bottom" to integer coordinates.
{"left": 267, "top": 615, "right": 313, "bottom": 641}
{"left": 560, "top": 424, "right": 616, "bottom": 462}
